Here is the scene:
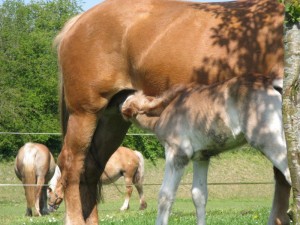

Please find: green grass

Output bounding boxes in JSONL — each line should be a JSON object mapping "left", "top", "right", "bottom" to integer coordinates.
{"left": 0, "top": 148, "right": 278, "bottom": 224}
{"left": 0, "top": 204, "right": 271, "bottom": 225}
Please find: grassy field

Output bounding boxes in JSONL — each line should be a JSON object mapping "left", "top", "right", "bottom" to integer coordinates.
{"left": 0, "top": 147, "right": 278, "bottom": 224}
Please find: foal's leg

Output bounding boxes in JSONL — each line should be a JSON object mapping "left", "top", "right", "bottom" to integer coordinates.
{"left": 269, "top": 167, "right": 291, "bottom": 225}
{"left": 156, "top": 150, "right": 187, "bottom": 225}
{"left": 191, "top": 160, "right": 209, "bottom": 225}
{"left": 120, "top": 176, "right": 133, "bottom": 211}
{"left": 259, "top": 147, "right": 291, "bottom": 225}
{"left": 251, "top": 130, "right": 291, "bottom": 225}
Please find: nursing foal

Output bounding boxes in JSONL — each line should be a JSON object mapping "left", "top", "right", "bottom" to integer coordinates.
{"left": 121, "top": 75, "right": 291, "bottom": 225}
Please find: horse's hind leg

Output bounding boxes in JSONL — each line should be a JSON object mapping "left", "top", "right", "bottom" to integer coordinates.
{"left": 33, "top": 176, "right": 45, "bottom": 216}
{"left": 58, "top": 112, "right": 99, "bottom": 225}
{"left": 40, "top": 186, "right": 49, "bottom": 215}
{"left": 120, "top": 176, "right": 133, "bottom": 211}
{"left": 87, "top": 91, "right": 133, "bottom": 215}
{"left": 134, "top": 183, "right": 147, "bottom": 210}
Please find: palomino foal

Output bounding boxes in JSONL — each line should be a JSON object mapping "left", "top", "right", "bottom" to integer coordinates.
{"left": 15, "top": 143, "right": 56, "bottom": 216}
{"left": 121, "top": 76, "right": 291, "bottom": 225}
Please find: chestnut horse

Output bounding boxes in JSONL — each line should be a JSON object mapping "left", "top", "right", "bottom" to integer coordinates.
{"left": 121, "top": 75, "right": 291, "bottom": 225}
{"left": 47, "top": 146, "right": 147, "bottom": 212}
{"left": 54, "top": 0, "right": 286, "bottom": 224}
{"left": 14, "top": 142, "right": 56, "bottom": 216}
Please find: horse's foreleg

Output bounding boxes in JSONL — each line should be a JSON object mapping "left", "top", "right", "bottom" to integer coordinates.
{"left": 191, "top": 160, "right": 209, "bottom": 225}
{"left": 58, "top": 113, "right": 98, "bottom": 225}
{"left": 156, "top": 149, "right": 186, "bottom": 225}
{"left": 120, "top": 176, "right": 133, "bottom": 211}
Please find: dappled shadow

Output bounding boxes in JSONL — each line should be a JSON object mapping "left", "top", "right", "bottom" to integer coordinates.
{"left": 188, "top": 0, "right": 284, "bottom": 83}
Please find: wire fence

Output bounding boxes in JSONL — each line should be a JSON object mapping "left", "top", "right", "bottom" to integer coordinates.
{"left": 0, "top": 132, "right": 274, "bottom": 190}
{"left": 0, "top": 132, "right": 155, "bottom": 136}
{"left": 0, "top": 181, "right": 274, "bottom": 187}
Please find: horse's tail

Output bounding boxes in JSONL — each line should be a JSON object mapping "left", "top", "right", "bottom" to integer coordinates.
{"left": 54, "top": 14, "right": 82, "bottom": 137}
{"left": 60, "top": 81, "right": 68, "bottom": 137}
{"left": 133, "top": 151, "right": 145, "bottom": 185}
{"left": 23, "top": 144, "right": 37, "bottom": 210}
{"left": 53, "top": 13, "right": 83, "bottom": 52}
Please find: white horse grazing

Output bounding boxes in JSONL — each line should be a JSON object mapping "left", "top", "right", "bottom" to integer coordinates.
{"left": 48, "top": 146, "right": 147, "bottom": 212}
{"left": 121, "top": 75, "right": 291, "bottom": 225}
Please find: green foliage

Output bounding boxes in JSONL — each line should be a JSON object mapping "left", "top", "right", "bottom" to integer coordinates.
{"left": 285, "top": 1, "right": 300, "bottom": 25}
{"left": 280, "top": 0, "right": 300, "bottom": 25}
{"left": 122, "top": 125, "right": 164, "bottom": 163}
{"left": 0, "top": 0, "right": 82, "bottom": 159}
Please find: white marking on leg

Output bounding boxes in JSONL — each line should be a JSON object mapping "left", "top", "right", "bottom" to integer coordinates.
{"left": 192, "top": 160, "right": 209, "bottom": 225}
{"left": 156, "top": 151, "right": 186, "bottom": 225}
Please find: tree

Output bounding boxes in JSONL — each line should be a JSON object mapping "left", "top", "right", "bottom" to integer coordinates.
{"left": 0, "top": 0, "right": 82, "bottom": 159}
{"left": 282, "top": 0, "right": 300, "bottom": 223}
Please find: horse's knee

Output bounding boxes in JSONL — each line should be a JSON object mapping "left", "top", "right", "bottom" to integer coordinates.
{"left": 158, "top": 189, "right": 175, "bottom": 210}
{"left": 191, "top": 187, "right": 207, "bottom": 206}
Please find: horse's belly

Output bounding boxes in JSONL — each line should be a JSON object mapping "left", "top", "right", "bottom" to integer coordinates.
{"left": 192, "top": 133, "right": 246, "bottom": 160}
{"left": 125, "top": 0, "right": 283, "bottom": 95}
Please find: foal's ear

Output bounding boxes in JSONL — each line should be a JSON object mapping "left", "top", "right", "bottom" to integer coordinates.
{"left": 146, "top": 96, "right": 156, "bottom": 102}
{"left": 142, "top": 99, "right": 165, "bottom": 116}
{"left": 122, "top": 107, "right": 134, "bottom": 118}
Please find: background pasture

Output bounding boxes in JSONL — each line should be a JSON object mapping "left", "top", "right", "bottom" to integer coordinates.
{"left": 1, "top": 0, "right": 298, "bottom": 224}
{"left": 0, "top": 148, "right": 278, "bottom": 225}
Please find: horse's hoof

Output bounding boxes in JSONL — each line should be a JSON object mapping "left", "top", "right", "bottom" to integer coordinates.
{"left": 120, "top": 205, "right": 129, "bottom": 211}
{"left": 139, "top": 202, "right": 147, "bottom": 210}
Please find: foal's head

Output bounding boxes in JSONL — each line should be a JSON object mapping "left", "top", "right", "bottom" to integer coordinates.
{"left": 121, "top": 84, "right": 188, "bottom": 120}
{"left": 121, "top": 92, "right": 156, "bottom": 120}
